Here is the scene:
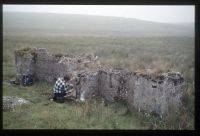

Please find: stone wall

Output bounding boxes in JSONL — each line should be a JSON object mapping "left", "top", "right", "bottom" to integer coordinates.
{"left": 75, "top": 71, "right": 99, "bottom": 101}
{"left": 15, "top": 48, "right": 100, "bottom": 83}
{"left": 15, "top": 47, "right": 186, "bottom": 116}
{"left": 77, "top": 69, "right": 185, "bottom": 116}
{"left": 15, "top": 51, "right": 36, "bottom": 83}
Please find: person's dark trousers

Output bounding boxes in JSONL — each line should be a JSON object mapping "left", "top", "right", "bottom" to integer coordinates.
{"left": 53, "top": 92, "right": 66, "bottom": 103}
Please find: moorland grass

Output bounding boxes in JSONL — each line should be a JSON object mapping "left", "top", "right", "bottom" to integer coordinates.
{"left": 3, "top": 32, "right": 194, "bottom": 129}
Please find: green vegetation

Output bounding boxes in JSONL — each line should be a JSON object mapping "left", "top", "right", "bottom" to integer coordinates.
{"left": 3, "top": 81, "right": 148, "bottom": 129}
{"left": 14, "top": 47, "right": 37, "bottom": 57}
{"left": 3, "top": 32, "right": 194, "bottom": 129}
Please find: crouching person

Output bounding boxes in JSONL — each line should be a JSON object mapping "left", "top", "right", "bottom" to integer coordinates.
{"left": 52, "top": 75, "right": 71, "bottom": 103}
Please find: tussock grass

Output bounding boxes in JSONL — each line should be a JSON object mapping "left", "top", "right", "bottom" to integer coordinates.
{"left": 3, "top": 33, "right": 194, "bottom": 129}
{"left": 3, "top": 82, "right": 148, "bottom": 129}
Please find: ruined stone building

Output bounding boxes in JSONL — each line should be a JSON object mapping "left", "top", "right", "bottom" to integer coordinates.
{"left": 15, "top": 47, "right": 186, "bottom": 116}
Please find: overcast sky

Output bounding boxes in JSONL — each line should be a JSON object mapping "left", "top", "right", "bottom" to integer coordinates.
{"left": 3, "top": 5, "right": 194, "bottom": 23}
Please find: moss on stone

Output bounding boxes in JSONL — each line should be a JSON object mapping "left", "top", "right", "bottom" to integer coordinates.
{"left": 15, "top": 47, "right": 37, "bottom": 57}
{"left": 54, "top": 53, "right": 63, "bottom": 58}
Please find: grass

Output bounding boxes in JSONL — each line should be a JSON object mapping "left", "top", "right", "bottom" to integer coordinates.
{"left": 3, "top": 32, "right": 194, "bottom": 129}
{"left": 3, "top": 82, "right": 148, "bottom": 129}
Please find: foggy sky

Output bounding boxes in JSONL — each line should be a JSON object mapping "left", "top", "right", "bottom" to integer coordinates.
{"left": 3, "top": 5, "right": 194, "bottom": 23}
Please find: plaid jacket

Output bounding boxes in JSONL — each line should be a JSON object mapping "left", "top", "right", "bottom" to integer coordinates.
{"left": 53, "top": 77, "right": 69, "bottom": 94}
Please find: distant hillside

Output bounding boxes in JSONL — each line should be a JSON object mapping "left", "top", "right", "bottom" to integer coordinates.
{"left": 3, "top": 12, "right": 194, "bottom": 37}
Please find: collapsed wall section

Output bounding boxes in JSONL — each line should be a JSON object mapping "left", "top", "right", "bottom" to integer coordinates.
{"left": 15, "top": 48, "right": 100, "bottom": 83}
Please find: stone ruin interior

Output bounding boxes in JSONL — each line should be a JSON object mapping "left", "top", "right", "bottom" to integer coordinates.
{"left": 15, "top": 47, "right": 186, "bottom": 116}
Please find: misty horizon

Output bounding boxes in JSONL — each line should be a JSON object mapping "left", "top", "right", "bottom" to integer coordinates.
{"left": 3, "top": 5, "right": 194, "bottom": 24}
{"left": 3, "top": 11, "right": 194, "bottom": 37}
{"left": 3, "top": 11, "right": 194, "bottom": 25}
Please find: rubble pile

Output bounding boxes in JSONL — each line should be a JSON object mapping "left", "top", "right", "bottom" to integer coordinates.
{"left": 3, "top": 96, "right": 31, "bottom": 110}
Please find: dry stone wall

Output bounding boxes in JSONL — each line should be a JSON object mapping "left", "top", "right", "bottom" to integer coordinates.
{"left": 15, "top": 47, "right": 186, "bottom": 116}
{"left": 75, "top": 71, "right": 99, "bottom": 101}
{"left": 77, "top": 69, "right": 185, "bottom": 115}
{"left": 15, "top": 48, "right": 100, "bottom": 83}
{"left": 15, "top": 52, "right": 36, "bottom": 82}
